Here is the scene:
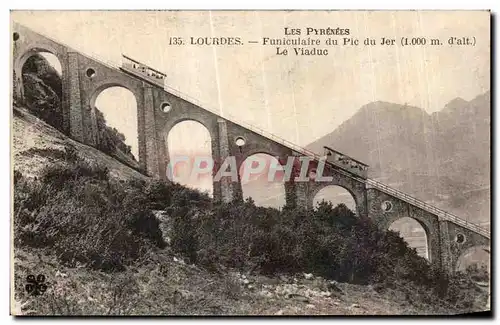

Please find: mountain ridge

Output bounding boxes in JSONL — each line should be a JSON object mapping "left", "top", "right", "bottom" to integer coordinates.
{"left": 305, "top": 91, "right": 490, "bottom": 225}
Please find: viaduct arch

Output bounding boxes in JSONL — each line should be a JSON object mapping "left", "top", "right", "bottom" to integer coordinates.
{"left": 12, "top": 22, "right": 490, "bottom": 274}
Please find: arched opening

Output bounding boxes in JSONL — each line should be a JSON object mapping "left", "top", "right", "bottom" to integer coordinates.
{"left": 456, "top": 245, "right": 490, "bottom": 274}
{"left": 313, "top": 185, "right": 357, "bottom": 214}
{"left": 93, "top": 86, "right": 139, "bottom": 164}
{"left": 239, "top": 153, "right": 286, "bottom": 209}
{"left": 21, "top": 51, "right": 63, "bottom": 131}
{"left": 389, "top": 217, "right": 429, "bottom": 260}
{"left": 166, "top": 120, "right": 213, "bottom": 196}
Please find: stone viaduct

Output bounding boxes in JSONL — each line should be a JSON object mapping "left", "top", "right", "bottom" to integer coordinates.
{"left": 12, "top": 22, "right": 490, "bottom": 274}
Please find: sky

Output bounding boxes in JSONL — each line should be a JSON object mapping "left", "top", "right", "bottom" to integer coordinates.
{"left": 12, "top": 10, "right": 490, "bottom": 158}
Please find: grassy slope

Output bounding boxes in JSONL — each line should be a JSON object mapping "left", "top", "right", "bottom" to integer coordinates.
{"left": 11, "top": 107, "right": 488, "bottom": 315}
{"left": 12, "top": 105, "right": 146, "bottom": 181}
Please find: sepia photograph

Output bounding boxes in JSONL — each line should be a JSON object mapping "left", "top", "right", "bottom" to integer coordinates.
{"left": 10, "top": 10, "right": 491, "bottom": 316}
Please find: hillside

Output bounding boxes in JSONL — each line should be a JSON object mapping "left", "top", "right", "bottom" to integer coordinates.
{"left": 306, "top": 92, "right": 491, "bottom": 225}
{"left": 16, "top": 247, "right": 459, "bottom": 316}
{"left": 12, "top": 107, "right": 489, "bottom": 316}
{"left": 13, "top": 105, "right": 146, "bottom": 182}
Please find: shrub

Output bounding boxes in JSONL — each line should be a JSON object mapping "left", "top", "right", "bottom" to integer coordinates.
{"left": 14, "top": 156, "right": 164, "bottom": 272}
{"left": 166, "top": 196, "right": 483, "bottom": 312}
{"left": 13, "top": 149, "right": 485, "bottom": 312}
{"left": 40, "top": 159, "right": 109, "bottom": 188}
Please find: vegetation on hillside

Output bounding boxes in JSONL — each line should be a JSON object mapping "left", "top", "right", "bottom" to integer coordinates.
{"left": 168, "top": 194, "right": 487, "bottom": 313}
{"left": 13, "top": 144, "right": 488, "bottom": 315}
{"left": 21, "top": 55, "right": 63, "bottom": 131}
{"left": 14, "top": 53, "right": 489, "bottom": 316}
{"left": 94, "top": 109, "right": 135, "bottom": 159}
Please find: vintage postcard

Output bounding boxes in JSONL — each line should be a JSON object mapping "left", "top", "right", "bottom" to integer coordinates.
{"left": 10, "top": 10, "right": 490, "bottom": 316}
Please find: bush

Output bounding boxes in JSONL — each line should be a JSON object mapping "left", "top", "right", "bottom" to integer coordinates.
{"left": 13, "top": 157, "right": 164, "bottom": 272}
{"left": 40, "top": 159, "right": 109, "bottom": 188}
{"left": 165, "top": 196, "right": 484, "bottom": 312}
{"left": 168, "top": 199, "right": 418, "bottom": 283}
{"left": 13, "top": 147, "right": 485, "bottom": 312}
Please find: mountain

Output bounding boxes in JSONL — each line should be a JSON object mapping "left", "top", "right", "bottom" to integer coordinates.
{"left": 306, "top": 92, "right": 491, "bottom": 224}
